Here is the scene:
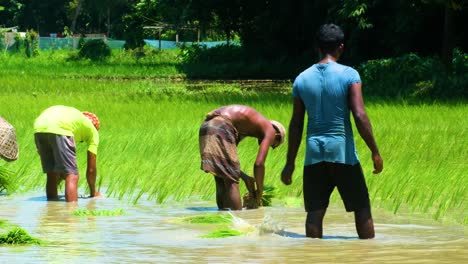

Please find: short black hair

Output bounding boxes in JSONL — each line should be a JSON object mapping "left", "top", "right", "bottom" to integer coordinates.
{"left": 316, "top": 24, "right": 344, "bottom": 54}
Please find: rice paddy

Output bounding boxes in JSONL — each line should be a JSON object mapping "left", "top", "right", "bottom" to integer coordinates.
{"left": 0, "top": 52, "right": 466, "bottom": 227}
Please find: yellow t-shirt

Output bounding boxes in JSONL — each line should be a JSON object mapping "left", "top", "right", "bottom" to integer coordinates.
{"left": 34, "top": 105, "right": 99, "bottom": 154}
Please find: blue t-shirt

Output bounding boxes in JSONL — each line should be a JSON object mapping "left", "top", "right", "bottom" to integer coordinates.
{"left": 292, "top": 62, "right": 361, "bottom": 166}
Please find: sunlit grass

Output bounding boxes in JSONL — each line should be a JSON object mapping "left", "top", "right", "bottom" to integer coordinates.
{"left": 1, "top": 61, "right": 466, "bottom": 225}
{"left": 0, "top": 166, "right": 13, "bottom": 192}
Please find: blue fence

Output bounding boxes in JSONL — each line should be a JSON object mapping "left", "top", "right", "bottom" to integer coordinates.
{"left": 37, "top": 37, "right": 238, "bottom": 50}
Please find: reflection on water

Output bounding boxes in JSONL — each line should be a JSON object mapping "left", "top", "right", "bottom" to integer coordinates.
{"left": 0, "top": 192, "right": 466, "bottom": 263}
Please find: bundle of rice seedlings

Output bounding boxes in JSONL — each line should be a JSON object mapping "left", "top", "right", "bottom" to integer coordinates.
{"left": 0, "top": 227, "right": 43, "bottom": 245}
{"left": 71, "top": 208, "right": 125, "bottom": 217}
{"left": 178, "top": 213, "right": 233, "bottom": 224}
{"left": 199, "top": 228, "right": 244, "bottom": 238}
{"left": 261, "top": 185, "right": 277, "bottom": 206}
{"left": 243, "top": 185, "right": 277, "bottom": 208}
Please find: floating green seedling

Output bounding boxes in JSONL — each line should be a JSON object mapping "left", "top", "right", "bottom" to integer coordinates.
{"left": 0, "top": 227, "right": 43, "bottom": 245}
{"left": 199, "top": 228, "right": 244, "bottom": 238}
{"left": 0, "top": 166, "right": 12, "bottom": 192}
{"left": 177, "top": 213, "right": 233, "bottom": 224}
{"left": 72, "top": 208, "right": 125, "bottom": 216}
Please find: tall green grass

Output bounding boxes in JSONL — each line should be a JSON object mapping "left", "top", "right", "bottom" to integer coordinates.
{"left": 0, "top": 58, "right": 466, "bottom": 225}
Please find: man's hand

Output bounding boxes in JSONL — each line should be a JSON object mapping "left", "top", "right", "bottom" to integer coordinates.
{"left": 281, "top": 164, "right": 294, "bottom": 185}
{"left": 372, "top": 154, "right": 383, "bottom": 174}
{"left": 255, "top": 189, "right": 263, "bottom": 207}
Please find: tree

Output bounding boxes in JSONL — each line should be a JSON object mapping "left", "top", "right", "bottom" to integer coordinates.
{"left": 69, "top": 0, "right": 83, "bottom": 33}
{"left": 439, "top": 0, "right": 466, "bottom": 69}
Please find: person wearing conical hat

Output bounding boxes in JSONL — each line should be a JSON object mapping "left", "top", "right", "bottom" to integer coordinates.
{"left": 199, "top": 104, "right": 285, "bottom": 210}
{"left": 34, "top": 105, "right": 101, "bottom": 202}
{"left": 0, "top": 116, "right": 19, "bottom": 162}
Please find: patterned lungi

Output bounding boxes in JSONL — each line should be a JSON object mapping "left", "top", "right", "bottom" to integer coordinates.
{"left": 199, "top": 113, "right": 240, "bottom": 183}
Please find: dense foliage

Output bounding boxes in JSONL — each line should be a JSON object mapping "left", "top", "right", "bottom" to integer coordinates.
{"left": 0, "top": 1, "right": 466, "bottom": 65}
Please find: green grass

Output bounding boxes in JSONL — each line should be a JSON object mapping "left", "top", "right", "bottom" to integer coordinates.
{"left": 0, "top": 52, "right": 466, "bottom": 225}
{"left": 71, "top": 208, "right": 125, "bottom": 217}
{"left": 0, "top": 49, "right": 183, "bottom": 79}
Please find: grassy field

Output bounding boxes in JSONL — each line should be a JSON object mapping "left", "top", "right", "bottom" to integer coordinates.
{"left": 0, "top": 52, "right": 466, "bottom": 225}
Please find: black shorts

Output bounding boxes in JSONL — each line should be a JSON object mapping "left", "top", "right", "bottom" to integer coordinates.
{"left": 303, "top": 162, "right": 370, "bottom": 212}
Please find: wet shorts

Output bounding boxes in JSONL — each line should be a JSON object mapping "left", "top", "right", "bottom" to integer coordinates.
{"left": 34, "top": 133, "right": 78, "bottom": 175}
{"left": 303, "top": 161, "right": 370, "bottom": 212}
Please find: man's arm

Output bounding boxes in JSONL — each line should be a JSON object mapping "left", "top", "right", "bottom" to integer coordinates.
{"left": 253, "top": 124, "right": 276, "bottom": 206}
{"left": 349, "top": 82, "right": 383, "bottom": 174}
{"left": 240, "top": 171, "right": 256, "bottom": 194}
{"left": 281, "top": 97, "right": 305, "bottom": 185}
{"left": 86, "top": 151, "right": 100, "bottom": 197}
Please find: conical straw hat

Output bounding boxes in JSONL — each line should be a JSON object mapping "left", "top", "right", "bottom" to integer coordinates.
{"left": 0, "top": 116, "right": 19, "bottom": 161}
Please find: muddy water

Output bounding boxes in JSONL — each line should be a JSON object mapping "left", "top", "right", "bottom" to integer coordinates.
{"left": 0, "top": 192, "right": 466, "bottom": 264}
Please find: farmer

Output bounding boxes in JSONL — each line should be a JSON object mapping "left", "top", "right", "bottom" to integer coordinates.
{"left": 199, "top": 104, "right": 285, "bottom": 210}
{"left": 0, "top": 116, "right": 19, "bottom": 162}
{"left": 281, "top": 24, "right": 383, "bottom": 239}
{"left": 34, "top": 105, "right": 101, "bottom": 202}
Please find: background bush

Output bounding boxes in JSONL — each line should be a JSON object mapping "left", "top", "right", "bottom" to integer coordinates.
{"left": 78, "top": 39, "right": 111, "bottom": 61}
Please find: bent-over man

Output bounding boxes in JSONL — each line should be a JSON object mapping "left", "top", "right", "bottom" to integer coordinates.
{"left": 34, "top": 105, "right": 101, "bottom": 202}
{"left": 199, "top": 104, "right": 285, "bottom": 210}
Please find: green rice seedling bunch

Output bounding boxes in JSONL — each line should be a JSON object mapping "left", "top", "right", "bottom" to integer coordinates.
{"left": 72, "top": 208, "right": 125, "bottom": 217}
{"left": 200, "top": 228, "right": 244, "bottom": 238}
{"left": 0, "top": 227, "right": 43, "bottom": 245}
{"left": 178, "top": 213, "right": 233, "bottom": 224}
{"left": 243, "top": 185, "right": 277, "bottom": 208}
{"left": 1, "top": 58, "right": 466, "bottom": 225}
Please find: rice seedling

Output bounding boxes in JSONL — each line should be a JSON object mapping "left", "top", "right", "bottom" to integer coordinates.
{"left": 71, "top": 208, "right": 125, "bottom": 217}
{"left": 242, "top": 185, "right": 277, "bottom": 208}
{"left": 0, "top": 166, "right": 12, "bottom": 192}
{"left": 199, "top": 228, "right": 244, "bottom": 238}
{"left": 1, "top": 53, "right": 466, "bottom": 225}
{"left": 0, "top": 227, "right": 43, "bottom": 245}
{"left": 174, "top": 213, "right": 233, "bottom": 224}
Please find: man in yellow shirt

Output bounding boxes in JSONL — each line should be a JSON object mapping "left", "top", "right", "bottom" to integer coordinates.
{"left": 34, "top": 105, "right": 101, "bottom": 202}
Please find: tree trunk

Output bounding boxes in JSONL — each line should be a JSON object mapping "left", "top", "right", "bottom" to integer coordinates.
{"left": 71, "top": 0, "right": 83, "bottom": 33}
{"left": 442, "top": 1, "right": 455, "bottom": 71}
{"left": 107, "top": 7, "right": 111, "bottom": 37}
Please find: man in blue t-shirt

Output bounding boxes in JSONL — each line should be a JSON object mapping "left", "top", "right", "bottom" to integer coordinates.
{"left": 281, "top": 24, "right": 383, "bottom": 239}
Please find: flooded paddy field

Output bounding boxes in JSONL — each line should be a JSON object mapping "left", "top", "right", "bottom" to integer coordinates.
{"left": 0, "top": 192, "right": 466, "bottom": 264}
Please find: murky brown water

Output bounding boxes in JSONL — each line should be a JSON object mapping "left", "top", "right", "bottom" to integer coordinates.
{"left": 0, "top": 192, "right": 466, "bottom": 263}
